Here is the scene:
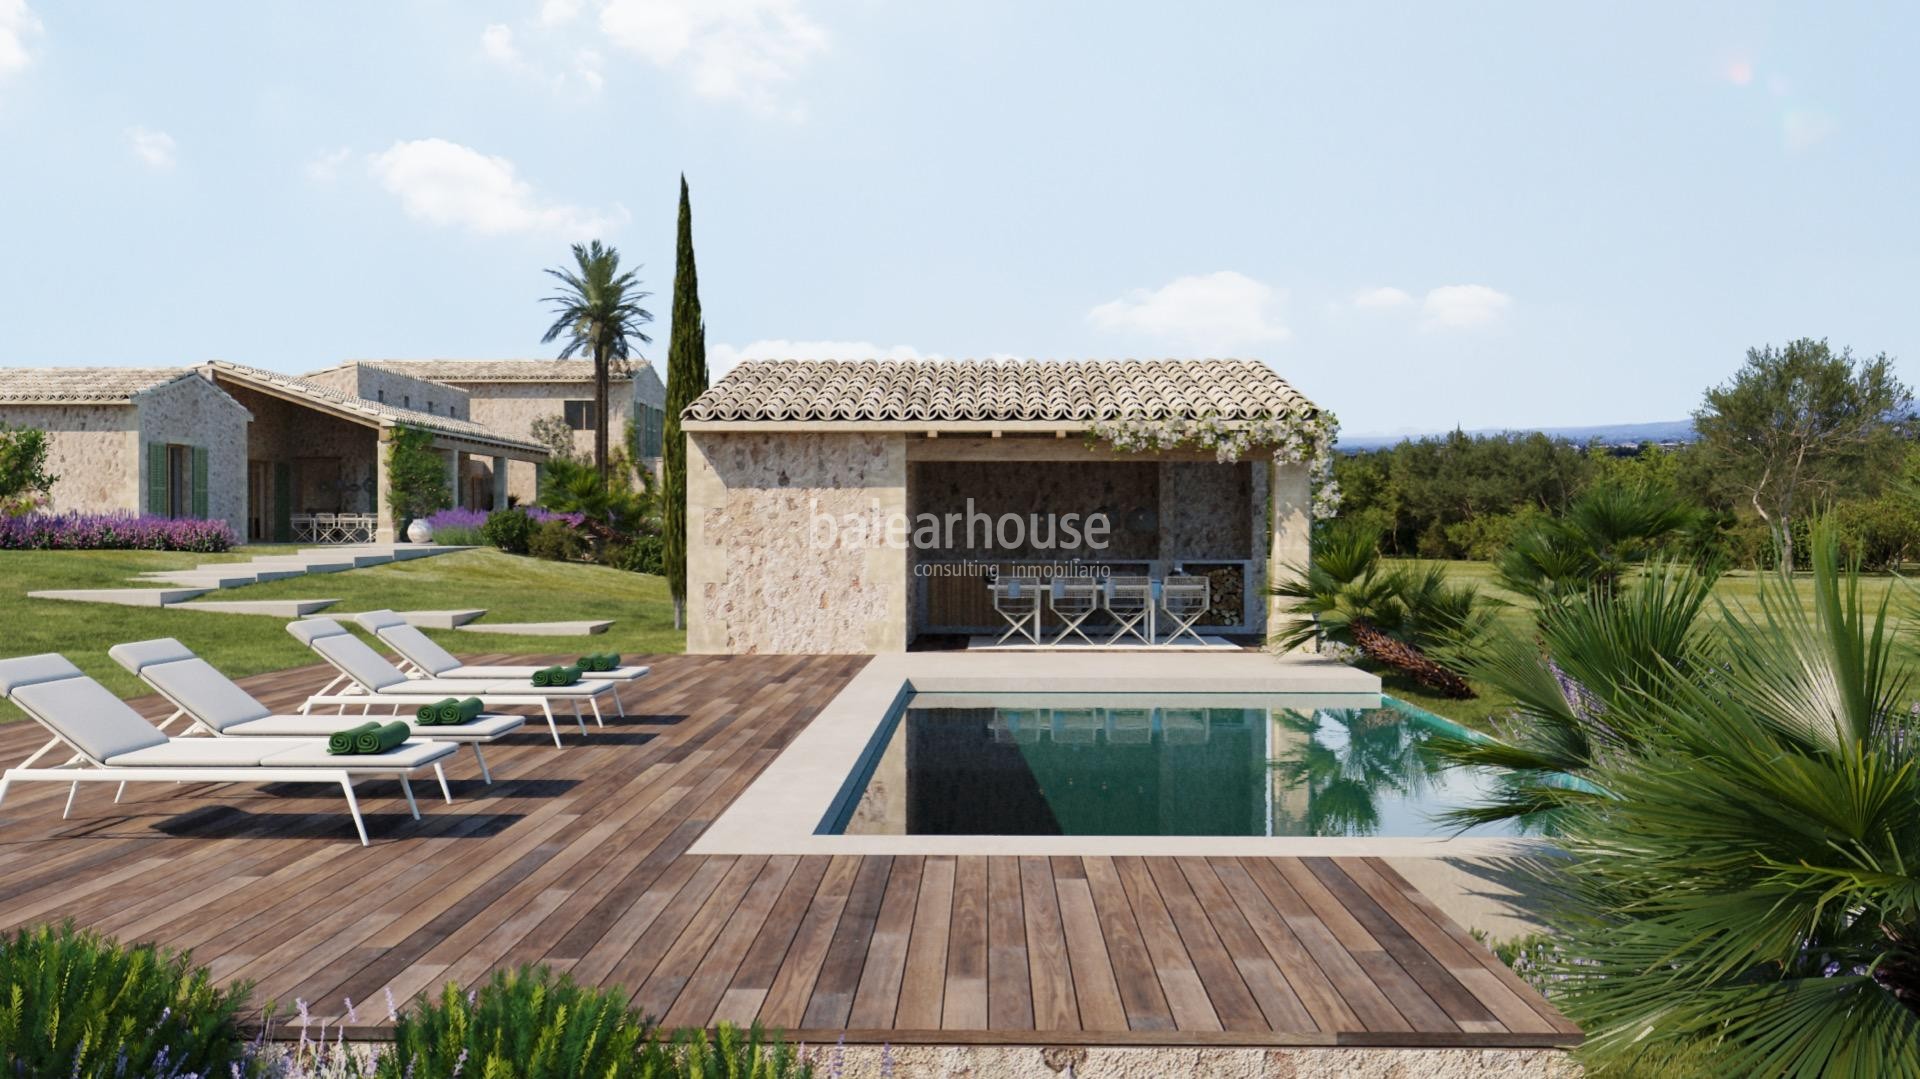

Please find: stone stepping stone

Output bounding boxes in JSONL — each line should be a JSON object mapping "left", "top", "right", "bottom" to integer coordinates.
{"left": 456, "top": 619, "right": 612, "bottom": 636}
{"left": 29, "top": 588, "right": 211, "bottom": 607}
{"left": 334, "top": 609, "right": 486, "bottom": 629}
{"left": 173, "top": 598, "right": 340, "bottom": 618}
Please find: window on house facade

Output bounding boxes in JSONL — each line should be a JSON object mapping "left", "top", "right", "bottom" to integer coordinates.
{"left": 637, "top": 404, "right": 665, "bottom": 457}
{"left": 377, "top": 389, "right": 386, "bottom": 403}
{"left": 148, "top": 442, "right": 208, "bottom": 519}
{"left": 403, "top": 394, "right": 410, "bottom": 409}
{"left": 563, "top": 400, "right": 597, "bottom": 430}
{"left": 426, "top": 401, "right": 435, "bottom": 413}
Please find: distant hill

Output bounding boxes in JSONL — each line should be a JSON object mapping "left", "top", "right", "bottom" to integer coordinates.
{"left": 1338, "top": 419, "right": 1696, "bottom": 452}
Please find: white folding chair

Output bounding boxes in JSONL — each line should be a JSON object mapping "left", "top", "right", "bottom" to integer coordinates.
{"left": 1048, "top": 578, "right": 1101, "bottom": 646}
{"left": 1159, "top": 576, "right": 1211, "bottom": 646}
{"left": 1103, "top": 576, "right": 1155, "bottom": 646}
{"left": 991, "top": 576, "right": 1043, "bottom": 645}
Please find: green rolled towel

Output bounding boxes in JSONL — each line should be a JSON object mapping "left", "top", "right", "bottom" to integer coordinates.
{"left": 531, "top": 666, "right": 554, "bottom": 687}
{"left": 556, "top": 664, "right": 582, "bottom": 687}
{"left": 601, "top": 653, "right": 621, "bottom": 671}
{"left": 417, "top": 699, "right": 451, "bottom": 724}
{"left": 436, "top": 696, "right": 482, "bottom": 725}
{"left": 329, "top": 721, "right": 381, "bottom": 755}
{"left": 353, "top": 720, "right": 410, "bottom": 755}
{"left": 577, "top": 654, "right": 604, "bottom": 672}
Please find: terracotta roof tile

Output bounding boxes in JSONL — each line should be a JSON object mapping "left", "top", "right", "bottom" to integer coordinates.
{"left": 682, "top": 359, "right": 1315, "bottom": 424}
{"left": 0, "top": 367, "right": 199, "bottom": 404}
{"left": 339, "top": 359, "right": 639, "bottom": 383}
{"left": 205, "top": 361, "right": 547, "bottom": 453}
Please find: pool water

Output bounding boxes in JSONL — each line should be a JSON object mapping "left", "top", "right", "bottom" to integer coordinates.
{"left": 827, "top": 694, "right": 1519, "bottom": 838}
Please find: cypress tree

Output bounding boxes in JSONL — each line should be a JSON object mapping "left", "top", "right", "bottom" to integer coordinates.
{"left": 662, "top": 175, "right": 707, "bottom": 630}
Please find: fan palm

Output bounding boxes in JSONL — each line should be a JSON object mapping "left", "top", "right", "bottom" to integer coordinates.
{"left": 1496, "top": 479, "right": 1705, "bottom": 604}
{"left": 1489, "top": 524, "right": 1920, "bottom": 1075}
{"left": 540, "top": 241, "right": 653, "bottom": 483}
{"left": 1272, "top": 520, "right": 1492, "bottom": 697}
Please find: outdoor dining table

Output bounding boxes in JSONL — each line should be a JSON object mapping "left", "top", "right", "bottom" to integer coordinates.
{"left": 290, "top": 513, "right": 377, "bottom": 544}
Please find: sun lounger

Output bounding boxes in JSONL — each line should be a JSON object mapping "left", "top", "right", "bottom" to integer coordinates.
{"left": 287, "top": 619, "right": 619, "bottom": 748}
{"left": 0, "top": 654, "right": 455, "bottom": 846}
{"left": 108, "top": 638, "right": 524, "bottom": 784}
{"left": 352, "top": 611, "right": 649, "bottom": 698}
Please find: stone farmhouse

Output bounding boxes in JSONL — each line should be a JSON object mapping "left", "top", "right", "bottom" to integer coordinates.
{"left": 0, "top": 358, "right": 667, "bottom": 543}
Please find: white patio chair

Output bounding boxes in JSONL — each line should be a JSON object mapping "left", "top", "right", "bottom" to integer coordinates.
{"left": 1102, "top": 576, "right": 1155, "bottom": 646}
{"left": 1048, "top": 579, "right": 1101, "bottom": 646}
{"left": 0, "top": 654, "right": 456, "bottom": 846}
{"left": 1105, "top": 707, "right": 1155, "bottom": 745}
{"left": 109, "top": 638, "right": 524, "bottom": 785}
{"left": 354, "top": 611, "right": 647, "bottom": 711}
{"left": 1050, "top": 707, "right": 1101, "bottom": 744}
{"left": 287, "top": 618, "right": 618, "bottom": 748}
{"left": 1159, "top": 576, "right": 1211, "bottom": 646}
{"left": 1161, "top": 707, "right": 1211, "bottom": 745}
{"left": 990, "top": 576, "right": 1043, "bottom": 645}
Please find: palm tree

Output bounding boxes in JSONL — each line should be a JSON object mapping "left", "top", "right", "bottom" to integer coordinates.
{"left": 1457, "top": 523, "right": 1920, "bottom": 1075}
{"left": 1271, "top": 520, "right": 1491, "bottom": 698}
{"left": 540, "top": 241, "right": 653, "bottom": 484}
{"left": 1495, "top": 479, "right": 1705, "bottom": 605}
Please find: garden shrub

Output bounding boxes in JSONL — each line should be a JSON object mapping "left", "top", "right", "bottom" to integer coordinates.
{"left": 606, "top": 533, "right": 665, "bottom": 575}
{"left": 640, "top": 1022, "right": 814, "bottom": 1078}
{"left": 0, "top": 511, "right": 235, "bottom": 551}
{"left": 0, "top": 422, "right": 57, "bottom": 517}
{"left": 375, "top": 965, "right": 645, "bottom": 1079}
{"left": 422, "top": 507, "right": 488, "bottom": 546}
{"left": 384, "top": 424, "right": 451, "bottom": 529}
{"left": 481, "top": 506, "right": 535, "bottom": 554}
{"left": 0, "top": 921, "right": 252, "bottom": 1078}
{"left": 527, "top": 518, "right": 585, "bottom": 562}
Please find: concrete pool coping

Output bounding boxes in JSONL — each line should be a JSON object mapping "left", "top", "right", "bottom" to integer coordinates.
{"left": 693, "top": 651, "right": 1554, "bottom": 859}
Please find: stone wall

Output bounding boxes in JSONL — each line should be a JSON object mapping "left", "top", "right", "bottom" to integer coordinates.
{"left": 1161, "top": 460, "right": 1254, "bottom": 559}
{"left": 135, "top": 375, "right": 252, "bottom": 534}
{"left": 0, "top": 403, "right": 140, "bottom": 515}
{"left": 687, "top": 431, "right": 908, "bottom": 654}
{"left": 304, "top": 365, "right": 470, "bottom": 420}
{"left": 456, "top": 380, "right": 640, "bottom": 502}
{"left": 909, "top": 460, "right": 1162, "bottom": 561}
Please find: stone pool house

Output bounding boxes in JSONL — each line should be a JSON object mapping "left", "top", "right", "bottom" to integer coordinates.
{"left": 0, "top": 358, "right": 667, "bottom": 542}
{"left": 681, "top": 358, "right": 1319, "bottom": 654}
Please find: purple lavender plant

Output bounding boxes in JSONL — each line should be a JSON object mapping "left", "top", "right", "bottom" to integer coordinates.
{"left": 0, "top": 511, "right": 236, "bottom": 552}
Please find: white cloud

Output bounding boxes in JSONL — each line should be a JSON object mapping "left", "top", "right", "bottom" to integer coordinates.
{"left": 0, "top": 0, "right": 41, "bottom": 77}
{"left": 304, "top": 146, "right": 352, "bottom": 183}
{"left": 1351, "top": 286, "right": 1412, "bottom": 310}
{"left": 480, "top": 23, "right": 520, "bottom": 66}
{"left": 125, "top": 126, "right": 177, "bottom": 170}
{"left": 571, "top": 48, "right": 605, "bottom": 93}
{"left": 1086, "top": 271, "right": 1291, "bottom": 351}
{"left": 539, "top": 0, "right": 584, "bottom": 26}
{"left": 367, "top": 138, "right": 628, "bottom": 238}
{"left": 707, "top": 339, "right": 940, "bottom": 383}
{"left": 598, "top": 0, "right": 827, "bottom": 110}
{"left": 1419, "top": 284, "right": 1513, "bottom": 330}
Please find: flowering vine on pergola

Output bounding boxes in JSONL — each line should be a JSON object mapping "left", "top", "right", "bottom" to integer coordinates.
{"left": 1084, "top": 410, "right": 1343, "bottom": 520}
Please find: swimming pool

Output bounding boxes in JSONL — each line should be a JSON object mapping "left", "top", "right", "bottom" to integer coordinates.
{"left": 824, "top": 693, "right": 1517, "bottom": 839}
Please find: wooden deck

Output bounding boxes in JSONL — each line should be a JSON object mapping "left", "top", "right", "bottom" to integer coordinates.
{"left": 0, "top": 653, "right": 1578, "bottom": 1048}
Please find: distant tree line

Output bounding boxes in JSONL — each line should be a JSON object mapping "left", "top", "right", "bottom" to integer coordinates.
{"left": 1336, "top": 339, "right": 1919, "bottom": 571}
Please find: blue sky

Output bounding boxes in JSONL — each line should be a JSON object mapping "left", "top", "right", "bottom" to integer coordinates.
{"left": 0, "top": 2, "right": 1913, "bottom": 436}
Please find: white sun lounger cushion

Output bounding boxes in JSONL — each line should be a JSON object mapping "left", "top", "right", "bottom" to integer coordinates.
{"left": 222, "top": 714, "right": 524, "bottom": 740}
{"left": 437, "top": 664, "right": 651, "bottom": 682}
{"left": 355, "top": 612, "right": 463, "bottom": 676}
{"left": 255, "top": 741, "right": 454, "bottom": 769}
{"left": 8, "top": 675, "right": 169, "bottom": 761}
{"left": 309, "top": 633, "right": 410, "bottom": 692}
{"left": 102, "top": 737, "right": 314, "bottom": 767}
{"left": 0, "top": 653, "right": 90, "bottom": 696}
{"left": 107, "top": 638, "right": 197, "bottom": 675}
{"left": 355, "top": 676, "right": 617, "bottom": 697}
{"left": 141, "top": 658, "right": 274, "bottom": 731}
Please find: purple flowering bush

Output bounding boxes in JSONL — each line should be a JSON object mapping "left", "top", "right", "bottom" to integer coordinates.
{"left": 0, "top": 511, "right": 236, "bottom": 552}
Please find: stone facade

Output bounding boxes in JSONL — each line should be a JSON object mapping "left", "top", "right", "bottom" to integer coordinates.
{"left": 134, "top": 374, "right": 252, "bottom": 535}
{"left": 0, "top": 376, "right": 250, "bottom": 535}
{"left": 302, "top": 366, "right": 470, "bottom": 421}
{"left": 687, "top": 431, "right": 909, "bottom": 654}
{"left": 0, "top": 402, "right": 140, "bottom": 516}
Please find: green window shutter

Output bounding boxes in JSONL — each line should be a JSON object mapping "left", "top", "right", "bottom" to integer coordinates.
{"left": 190, "top": 447, "right": 209, "bottom": 518}
{"left": 273, "top": 462, "right": 292, "bottom": 542}
{"left": 146, "top": 443, "right": 168, "bottom": 515}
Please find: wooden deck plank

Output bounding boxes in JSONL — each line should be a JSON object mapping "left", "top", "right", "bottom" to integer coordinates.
{"left": 0, "top": 654, "right": 1578, "bottom": 1048}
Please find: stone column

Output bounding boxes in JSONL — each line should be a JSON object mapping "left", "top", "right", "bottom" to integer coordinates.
{"left": 1266, "top": 459, "right": 1312, "bottom": 648}
{"left": 444, "top": 449, "right": 463, "bottom": 510}
{"left": 492, "top": 455, "right": 509, "bottom": 511}
{"left": 375, "top": 428, "right": 397, "bottom": 543}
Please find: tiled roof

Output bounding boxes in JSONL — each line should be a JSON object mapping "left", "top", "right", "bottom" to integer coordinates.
{"left": 205, "top": 361, "right": 547, "bottom": 454}
{"left": 682, "top": 359, "right": 1316, "bottom": 424}
{"left": 0, "top": 367, "right": 199, "bottom": 404}
{"left": 338, "top": 359, "right": 639, "bottom": 383}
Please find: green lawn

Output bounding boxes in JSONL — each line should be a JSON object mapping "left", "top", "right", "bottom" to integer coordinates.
{"left": 1377, "top": 558, "right": 1920, "bottom": 730}
{"left": 0, "top": 547, "right": 683, "bottom": 720}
